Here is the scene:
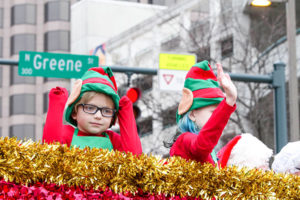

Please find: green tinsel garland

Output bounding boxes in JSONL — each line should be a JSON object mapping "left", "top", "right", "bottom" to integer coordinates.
{"left": 0, "top": 137, "right": 299, "bottom": 199}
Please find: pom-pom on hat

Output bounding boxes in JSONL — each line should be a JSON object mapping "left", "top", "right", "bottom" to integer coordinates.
{"left": 176, "top": 60, "right": 225, "bottom": 123}
{"left": 217, "top": 133, "right": 273, "bottom": 169}
{"left": 64, "top": 66, "right": 120, "bottom": 127}
{"left": 272, "top": 141, "right": 300, "bottom": 174}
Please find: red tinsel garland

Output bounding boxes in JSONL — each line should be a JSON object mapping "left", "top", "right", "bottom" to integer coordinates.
{"left": 0, "top": 180, "right": 200, "bottom": 200}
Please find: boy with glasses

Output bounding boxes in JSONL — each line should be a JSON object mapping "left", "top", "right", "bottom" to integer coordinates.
{"left": 42, "top": 66, "right": 142, "bottom": 155}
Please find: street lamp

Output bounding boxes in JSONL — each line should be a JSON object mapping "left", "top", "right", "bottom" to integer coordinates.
{"left": 251, "top": 0, "right": 271, "bottom": 6}
{"left": 251, "top": 0, "right": 299, "bottom": 142}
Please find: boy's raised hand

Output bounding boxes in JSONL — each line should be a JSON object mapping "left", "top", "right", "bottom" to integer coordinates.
{"left": 216, "top": 63, "right": 237, "bottom": 106}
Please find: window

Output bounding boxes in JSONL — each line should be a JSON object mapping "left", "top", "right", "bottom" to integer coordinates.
{"left": 193, "top": 46, "right": 210, "bottom": 62}
{"left": 162, "top": 106, "right": 177, "bottom": 129}
{"left": 43, "top": 92, "right": 49, "bottom": 113}
{"left": 138, "top": 117, "right": 152, "bottom": 137}
{"left": 0, "top": 37, "right": 3, "bottom": 57}
{"left": 132, "top": 75, "right": 153, "bottom": 91}
{"left": 11, "top": 4, "right": 36, "bottom": 25}
{"left": 0, "top": 97, "right": 2, "bottom": 117}
{"left": 45, "top": 1, "right": 70, "bottom": 22}
{"left": 0, "top": 67, "right": 2, "bottom": 87}
{"left": 11, "top": 34, "right": 36, "bottom": 55}
{"left": 10, "top": 94, "right": 35, "bottom": 115}
{"left": 152, "top": 0, "right": 165, "bottom": 5}
{"left": 0, "top": 8, "right": 3, "bottom": 28}
{"left": 10, "top": 66, "right": 35, "bottom": 85}
{"left": 44, "top": 31, "right": 70, "bottom": 51}
{"left": 10, "top": 124, "right": 35, "bottom": 140}
{"left": 44, "top": 78, "right": 65, "bottom": 82}
{"left": 161, "top": 36, "right": 180, "bottom": 51}
{"left": 221, "top": 37, "right": 233, "bottom": 59}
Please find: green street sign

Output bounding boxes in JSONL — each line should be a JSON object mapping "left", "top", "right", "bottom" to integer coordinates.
{"left": 18, "top": 51, "right": 99, "bottom": 79}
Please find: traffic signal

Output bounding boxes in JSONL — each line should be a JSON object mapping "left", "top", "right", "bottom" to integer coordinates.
{"left": 126, "top": 87, "right": 141, "bottom": 104}
{"left": 126, "top": 87, "right": 141, "bottom": 119}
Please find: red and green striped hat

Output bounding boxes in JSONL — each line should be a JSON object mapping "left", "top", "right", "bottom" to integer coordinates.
{"left": 64, "top": 66, "right": 120, "bottom": 127}
{"left": 176, "top": 60, "right": 225, "bottom": 123}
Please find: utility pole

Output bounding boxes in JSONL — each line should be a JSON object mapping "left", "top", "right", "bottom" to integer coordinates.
{"left": 286, "top": 0, "right": 299, "bottom": 141}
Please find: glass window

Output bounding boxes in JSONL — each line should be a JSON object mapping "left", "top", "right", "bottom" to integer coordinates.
{"left": 193, "top": 46, "right": 210, "bottom": 63}
{"left": 161, "top": 36, "right": 180, "bottom": 51}
{"left": 44, "top": 31, "right": 70, "bottom": 51}
{"left": 132, "top": 75, "right": 152, "bottom": 91}
{"left": 0, "top": 8, "right": 3, "bottom": 28}
{"left": 11, "top": 4, "right": 36, "bottom": 25}
{"left": 44, "top": 77, "right": 65, "bottom": 82}
{"left": 11, "top": 34, "right": 36, "bottom": 56}
{"left": 162, "top": 106, "right": 177, "bottom": 129}
{"left": 0, "top": 37, "right": 3, "bottom": 58}
{"left": 152, "top": 0, "right": 165, "bottom": 5}
{"left": 0, "top": 97, "right": 2, "bottom": 117}
{"left": 43, "top": 92, "right": 49, "bottom": 113}
{"left": 10, "top": 66, "right": 35, "bottom": 85}
{"left": 10, "top": 94, "right": 35, "bottom": 115}
{"left": 138, "top": 117, "right": 152, "bottom": 137}
{"left": 10, "top": 124, "right": 35, "bottom": 140}
{"left": 221, "top": 36, "right": 233, "bottom": 59}
{"left": 0, "top": 67, "right": 2, "bottom": 87}
{"left": 45, "top": 1, "right": 70, "bottom": 22}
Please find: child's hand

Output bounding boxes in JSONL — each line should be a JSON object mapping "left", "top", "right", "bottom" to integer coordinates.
{"left": 216, "top": 63, "right": 237, "bottom": 106}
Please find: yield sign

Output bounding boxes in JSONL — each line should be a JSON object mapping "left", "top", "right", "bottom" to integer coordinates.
{"left": 163, "top": 74, "right": 174, "bottom": 85}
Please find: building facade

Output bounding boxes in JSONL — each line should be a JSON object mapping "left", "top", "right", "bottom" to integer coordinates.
{"left": 0, "top": 0, "right": 79, "bottom": 141}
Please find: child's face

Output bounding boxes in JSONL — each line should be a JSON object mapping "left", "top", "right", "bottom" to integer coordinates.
{"left": 188, "top": 104, "right": 218, "bottom": 128}
{"left": 72, "top": 93, "right": 115, "bottom": 135}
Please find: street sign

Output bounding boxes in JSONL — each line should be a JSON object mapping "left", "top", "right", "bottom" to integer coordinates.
{"left": 159, "top": 53, "right": 196, "bottom": 91}
{"left": 18, "top": 51, "right": 99, "bottom": 79}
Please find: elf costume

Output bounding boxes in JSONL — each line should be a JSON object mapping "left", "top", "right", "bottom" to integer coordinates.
{"left": 42, "top": 66, "right": 142, "bottom": 155}
{"left": 170, "top": 60, "right": 236, "bottom": 164}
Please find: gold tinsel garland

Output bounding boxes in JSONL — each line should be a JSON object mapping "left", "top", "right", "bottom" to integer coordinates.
{"left": 0, "top": 137, "right": 299, "bottom": 199}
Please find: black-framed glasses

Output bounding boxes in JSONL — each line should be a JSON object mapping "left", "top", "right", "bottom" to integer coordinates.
{"left": 78, "top": 104, "right": 116, "bottom": 117}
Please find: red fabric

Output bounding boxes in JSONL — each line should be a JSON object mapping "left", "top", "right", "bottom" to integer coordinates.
{"left": 88, "top": 67, "right": 118, "bottom": 91}
{"left": 170, "top": 99, "right": 236, "bottom": 164}
{"left": 42, "top": 87, "right": 142, "bottom": 155}
{"left": 88, "top": 67, "right": 105, "bottom": 74}
{"left": 185, "top": 65, "right": 217, "bottom": 81}
{"left": 192, "top": 88, "right": 225, "bottom": 99}
{"left": 217, "top": 135, "right": 242, "bottom": 168}
{"left": 82, "top": 78, "right": 117, "bottom": 92}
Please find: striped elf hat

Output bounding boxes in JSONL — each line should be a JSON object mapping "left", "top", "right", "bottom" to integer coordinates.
{"left": 176, "top": 60, "right": 225, "bottom": 123}
{"left": 64, "top": 66, "right": 120, "bottom": 127}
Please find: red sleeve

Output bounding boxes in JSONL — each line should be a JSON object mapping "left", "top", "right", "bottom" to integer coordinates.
{"left": 42, "top": 87, "right": 74, "bottom": 146}
{"left": 171, "top": 99, "right": 236, "bottom": 163}
{"left": 112, "top": 96, "right": 142, "bottom": 155}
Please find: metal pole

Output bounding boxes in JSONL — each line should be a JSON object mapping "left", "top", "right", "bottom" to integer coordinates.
{"left": 273, "top": 63, "right": 288, "bottom": 153}
{"left": 286, "top": 0, "right": 299, "bottom": 141}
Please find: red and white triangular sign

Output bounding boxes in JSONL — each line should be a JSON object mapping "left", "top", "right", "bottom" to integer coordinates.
{"left": 163, "top": 74, "right": 174, "bottom": 85}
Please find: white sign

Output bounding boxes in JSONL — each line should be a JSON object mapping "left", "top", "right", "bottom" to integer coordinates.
{"left": 158, "top": 69, "right": 188, "bottom": 91}
{"left": 158, "top": 53, "right": 196, "bottom": 91}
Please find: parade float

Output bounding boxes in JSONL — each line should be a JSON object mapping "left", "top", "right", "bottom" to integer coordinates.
{"left": 0, "top": 137, "right": 299, "bottom": 199}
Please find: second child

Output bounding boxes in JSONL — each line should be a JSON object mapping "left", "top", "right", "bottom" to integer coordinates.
{"left": 168, "top": 60, "right": 237, "bottom": 164}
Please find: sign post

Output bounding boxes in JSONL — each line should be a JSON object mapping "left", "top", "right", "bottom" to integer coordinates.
{"left": 18, "top": 51, "right": 99, "bottom": 79}
{"left": 158, "top": 53, "right": 196, "bottom": 91}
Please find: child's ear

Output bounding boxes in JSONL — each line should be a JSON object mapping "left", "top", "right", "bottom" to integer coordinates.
{"left": 188, "top": 111, "right": 196, "bottom": 122}
{"left": 71, "top": 112, "right": 77, "bottom": 121}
